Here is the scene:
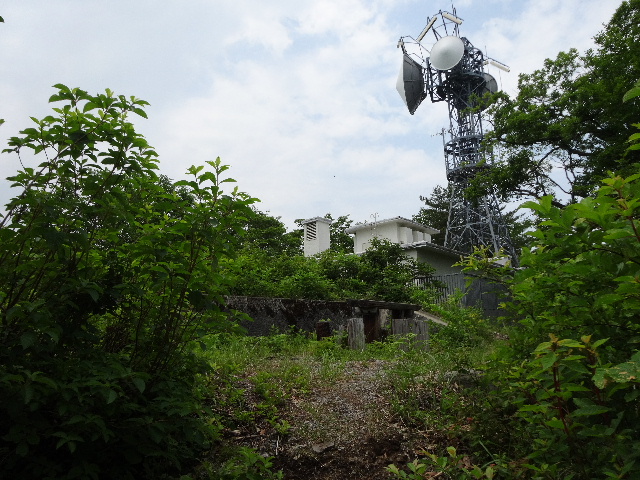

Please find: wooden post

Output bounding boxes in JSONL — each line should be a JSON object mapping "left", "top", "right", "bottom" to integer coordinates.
{"left": 347, "top": 318, "right": 365, "bottom": 350}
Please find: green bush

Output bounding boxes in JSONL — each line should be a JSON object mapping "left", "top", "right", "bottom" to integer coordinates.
{"left": 459, "top": 163, "right": 640, "bottom": 477}
{"left": 426, "top": 296, "right": 494, "bottom": 350}
{"left": 0, "top": 86, "right": 256, "bottom": 478}
{"left": 505, "top": 334, "right": 640, "bottom": 478}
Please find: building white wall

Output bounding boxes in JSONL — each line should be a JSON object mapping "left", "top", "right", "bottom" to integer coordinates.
{"left": 348, "top": 217, "right": 438, "bottom": 254}
{"left": 414, "top": 248, "right": 463, "bottom": 275}
{"left": 344, "top": 217, "right": 460, "bottom": 276}
{"left": 302, "top": 217, "right": 332, "bottom": 257}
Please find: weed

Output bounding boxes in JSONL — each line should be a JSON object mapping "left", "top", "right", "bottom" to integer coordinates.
{"left": 197, "top": 446, "right": 283, "bottom": 480}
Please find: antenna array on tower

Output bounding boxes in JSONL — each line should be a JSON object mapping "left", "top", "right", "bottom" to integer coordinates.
{"left": 396, "top": 8, "right": 517, "bottom": 264}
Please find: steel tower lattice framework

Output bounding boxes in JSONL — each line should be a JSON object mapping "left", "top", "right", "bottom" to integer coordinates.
{"left": 397, "top": 9, "right": 517, "bottom": 264}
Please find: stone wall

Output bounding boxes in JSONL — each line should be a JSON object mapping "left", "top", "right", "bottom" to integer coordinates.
{"left": 224, "top": 296, "right": 420, "bottom": 338}
{"left": 225, "top": 296, "right": 354, "bottom": 337}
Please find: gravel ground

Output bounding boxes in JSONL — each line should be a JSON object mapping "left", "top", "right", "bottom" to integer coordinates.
{"left": 224, "top": 359, "right": 446, "bottom": 480}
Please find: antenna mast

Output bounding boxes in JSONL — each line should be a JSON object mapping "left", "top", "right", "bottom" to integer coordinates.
{"left": 396, "top": 8, "right": 517, "bottom": 264}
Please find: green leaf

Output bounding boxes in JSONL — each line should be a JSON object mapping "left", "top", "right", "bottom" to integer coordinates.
{"left": 540, "top": 353, "right": 558, "bottom": 370}
{"left": 545, "top": 418, "right": 566, "bottom": 429}
{"left": 572, "top": 405, "right": 610, "bottom": 417}
{"left": 24, "top": 384, "right": 34, "bottom": 404}
{"left": 132, "top": 107, "right": 148, "bottom": 119}
{"left": 591, "top": 338, "right": 609, "bottom": 349}
{"left": 132, "top": 377, "right": 146, "bottom": 393}
{"left": 603, "top": 228, "right": 633, "bottom": 240}
{"left": 593, "top": 369, "right": 607, "bottom": 389}
{"left": 106, "top": 389, "right": 118, "bottom": 404}
{"left": 485, "top": 465, "right": 495, "bottom": 480}
{"left": 82, "top": 102, "right": 98, "bottom": 113}
{"left": 20, "top": 332, "right": 37, "bottom": 350}
{"left": 519, "top": 404, "right": 548, "bottom": 413}
{"left": 557, "top": 339, "right": 584, "bottom": 348}
{"left": 623, "top": 85, "right": 640, "bottom": 103}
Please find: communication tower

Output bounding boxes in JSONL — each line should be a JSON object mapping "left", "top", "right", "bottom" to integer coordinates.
{"left": 396, "top": 8, "right": 517, "bottom": 264}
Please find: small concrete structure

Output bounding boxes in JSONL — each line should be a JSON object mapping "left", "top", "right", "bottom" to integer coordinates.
{"left": 225, "top": 296, "right": 422, "bottom": 344}
{"left": 404, "top": 241, "right": 464, "bottom": 276}
{"left": 299, "top": 214, "right": 507, "bottom": 318}
{"left": 301, "top": 217, "right": 332, "bottom": 257}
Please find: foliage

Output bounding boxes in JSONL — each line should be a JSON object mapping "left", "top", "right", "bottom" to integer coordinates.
{"left": 623, "top": 79, "right": 640, "bottom": 104}
{"left": 227, "top": 236, "right": 439, "bottom": 303}
{"left": 226, "top": 250, "right": 338, "bottom": 299}
{"left": 508, "top": 170, "right": 640, "bottom": 356}
{"left": 427, "top": 295, "right": 494, "bottom": 350}
{"left": 472, "top": 0, "right": 640, "bottom": 205}
{"left": 388, "top": 447, "right": 501, "bottom": 480}
{"left": 413, "top": 185, "right": 450, "bottom": 246}
{"left": 292, "top": 213, "right": 354, "bottom": 253}
{"left": 504, "top": 334, "right": 640, "bottom": 478}
{"left": 193, "top": 447, "right": 283, "bottom": 480}
{"left": 322, "top": 213, "right": 355, "bottom": 253}
{"left": 455, "top": 135, "right": 640, "bottom": 476}
{"left": 414, "top": 185, "right": 535, "bottom": 254}
{"left": 0, "top": 85, "right": 256, "bottom": 478}
{"left": 240, "top": 208, "right": 302, "bottom": 257}
{"left": 350, "top": 237, "right": 436, "bottom": 302}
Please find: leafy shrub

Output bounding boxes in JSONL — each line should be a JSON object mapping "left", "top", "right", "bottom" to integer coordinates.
{"left": 426, "top": 296, "right": 494, "bottom": 350}
{"left": 227, "top": 236, "right": 441, "bottom": 302}
{"left": 0, "top": 85, "right": 255, "bottom": 478}
{"left": 199, "top": 446, "right": 283, "bottom": 480}
{"left": 504, "top": 334, "right": 640, "bottom": 478}
{"left": 457, "top": 164, "right": 640, "bottom": 476}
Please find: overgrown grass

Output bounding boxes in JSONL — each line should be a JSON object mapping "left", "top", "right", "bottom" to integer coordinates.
{"left": 184, "top": 305, "right": 502, "bottom": 479}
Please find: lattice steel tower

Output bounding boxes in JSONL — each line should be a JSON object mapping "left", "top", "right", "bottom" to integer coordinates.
{"left": 396, "top": 8, "right": 517, "bottom": 264}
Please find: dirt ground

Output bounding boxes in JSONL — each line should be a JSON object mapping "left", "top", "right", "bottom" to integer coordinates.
{"left": 222, "top": 359, "right": 452, "bottom": 480}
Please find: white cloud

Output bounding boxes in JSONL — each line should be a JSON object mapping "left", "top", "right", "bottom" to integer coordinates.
{"left": 0, "top": 0, "right": 625, "bottom": 229}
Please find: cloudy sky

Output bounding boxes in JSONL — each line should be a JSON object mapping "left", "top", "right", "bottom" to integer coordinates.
{"left": 0, "top": 1, "right": 620, "bottom": 229}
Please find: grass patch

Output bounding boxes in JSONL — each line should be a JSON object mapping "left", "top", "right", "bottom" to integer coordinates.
{"left": 186, "top": 314, "right": 504, "bottom": 479}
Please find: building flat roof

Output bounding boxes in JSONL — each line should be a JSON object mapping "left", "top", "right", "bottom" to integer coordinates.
{"left": 345, "top": 216, "right": 439, "bottom": 235}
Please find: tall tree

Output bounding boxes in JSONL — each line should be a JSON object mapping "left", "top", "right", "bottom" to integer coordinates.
{"left": 470, "top": 0, "right": 640, "bottom": 206}
{"left": 413, "top": 185, "right": 450, "bottom": 246}
{"left": 325, "top": 213, "right": 354, "bottom": 254}
{"left": 241, "top": 208, "right": 302, "bottom": 256}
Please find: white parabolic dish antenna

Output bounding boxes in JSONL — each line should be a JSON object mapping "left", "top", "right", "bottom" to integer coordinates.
{"left": 429, "top": 36, "right": 464, "bottom": 70}
{"left": 482, "top": 72, "right": 498, "bottom": 95}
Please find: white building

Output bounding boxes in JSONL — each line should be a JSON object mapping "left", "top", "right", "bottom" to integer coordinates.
{"left": 301, "top": 217, "right": 332, "bottom": 257}
{"left": 345, "top": 216, "right": 464, "bottom": 276}
{"left": 302, "top": 215, "right": 504, "bottom": 317}
{"left": 302, "top": 216, "right": 464, "bottom": 277}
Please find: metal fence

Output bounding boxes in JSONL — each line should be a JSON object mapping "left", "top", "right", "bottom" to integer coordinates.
{"left": 414, "top": 274, "right": 467, "bottom": 304}
{"left": 414, "top": 273, "right": 508, "bottom": 318}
